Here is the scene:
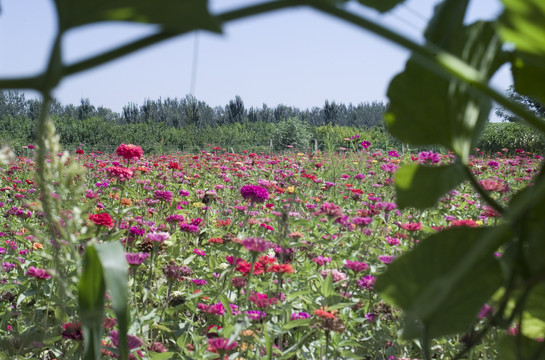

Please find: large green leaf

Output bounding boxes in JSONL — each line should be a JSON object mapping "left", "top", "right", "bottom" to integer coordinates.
{"left": 96, "top": 242, "right": 129, "bottom": 360}
{"left": 498, "top": 333, "right": 545, "bottom": 360}
{"left": 54, "top": 0, "right": 220, "bottom": 32}
{"left": 357, "top": 0, "right": 405, "bottom": 13}
{"left": 376, "top": 225, "right": 511, "bottom": 339}
{"left": 79, "top": 245, "right": 106, "bottom": 360}
{"left": 395, "top": 163, "right": 465, "bottom": 209}
{"left": 499, "top": 0, "right": 545, "bottom": 56}
{"left": 500, "top": 0, "right": 545, "bottom": 103}
{"left": 386, "top": 0, "right": 503, "bottom": 162}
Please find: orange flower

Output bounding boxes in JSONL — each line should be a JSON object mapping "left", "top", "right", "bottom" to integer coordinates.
{"left": 314, "top": 308, "right": 336, "bottom": 319}
{"left": 120, "top": 198, "right": 132, "bottom": 207}
{"left": 33, "top": 242, "right": 43, "bottom": 250}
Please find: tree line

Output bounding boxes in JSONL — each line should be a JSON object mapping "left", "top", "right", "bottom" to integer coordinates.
{"left": 0, "top": 90, "right": 387, "bottom": 128}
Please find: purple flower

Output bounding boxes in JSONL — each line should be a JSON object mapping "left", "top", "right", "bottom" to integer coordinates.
{"left": 242, "top": 237, "right": 274, "bottom": 253}
{"left": 357, "top": 275, "right": 376, "bottom": 290}
{"left": 191, "top": 279, "right": 207, "bottom": 286}
{"left": 125, "top": 252, "right": 150, "bottom": 265}
{"left": 109, "top": 330, "right": 143, "bottom": 350}
{"left": 361, "top": 141, "right": 371, "bottom": 149}
{"left": 179, "top": 223, "right": 199, "bottom": 233}
{"left": 290, "top": 312, "right": 311, "bottom": 321}
{"left": 240, "top": 185, "right": 269, "bottom": 203}
{"left": 352, "top": 217, "right": 373, "bottom": 227}
{"left": 146, "top": 231, "right": 171, "bottom": 242}
{"left": 165, "top": 214, "right": 185, "bottom": 223}
{"left": 179, "top": 189, "right": 190, "bottom": 196}
{"left": 154, "top": 190, "right": 173, "bottom": 203}
{"left": 365, "top": 313, "right": 377, "bottom": 322}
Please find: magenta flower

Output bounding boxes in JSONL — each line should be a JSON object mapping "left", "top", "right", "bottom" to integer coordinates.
{"left": 154, "top": 190, "right": 173, "bottom": 203}
{"left": 208, "top": 337, "right": 238, "bottom": 352}
{"left": 193, "top": 248, "right": 206, "bottom": 256}
{"left": 246, "top": 310, "right": 267, "bottom": 320}
{"left": 344, "top": 260, "right": 369, "bottom": 272}
{"left": 378, "top": 255, "right": 396, "bottom": 264}
{"left": 290, "top": 312, "right": 311, "bottom": 320}
{"left": 240, "top": 185, "right": 269, "bottom": 203}
{"left": 26, "top": 266, "right": 51, "bottom": 279}
{"left": 361, "top": 141, "right": 371, "bottom": 149}
{"left": 242, "top": 237, "right": 274, "bottom": 253}
{"left": 357, "top": 275, "right": 376, "bottom": 290}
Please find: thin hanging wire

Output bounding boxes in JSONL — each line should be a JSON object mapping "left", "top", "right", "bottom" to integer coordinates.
{"left": 400, "top": 3, "right": 429, "bottom": 23}
{"left": 190, "top": 31, "right": 200, "bottom": 96}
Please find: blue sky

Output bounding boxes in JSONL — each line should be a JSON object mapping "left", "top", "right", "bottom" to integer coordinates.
{"left": 1, "top": 0, "right": 510, "bottom": 113}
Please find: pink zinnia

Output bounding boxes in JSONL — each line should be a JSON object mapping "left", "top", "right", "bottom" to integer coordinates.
{"left": 208, "top": 337, "right": 238, "bottom": 352}
{"left": 400, "top": 222, "right": 422, "bottom": 231}
{"left": 344, "top": 260, "right": 369, "bottom": 272}
{"left": 106, "top": 166, "right": 134, "bottom": 181}
{"left": 115, "top": 143, "right": 144, "bottom": 161}
{"left": 314, "top": 202, "right": 344, "bottom": 219}
{"left": 242, "top": 237, "right": 274, "bottom": 253}
{"left": 319, "top": 269, "right": 347, "bottom": 283}
{"left": 26, "top": 266, "right": 51, "bottom": 279}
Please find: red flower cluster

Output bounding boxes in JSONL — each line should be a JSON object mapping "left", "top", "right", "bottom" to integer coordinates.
{"left": 115, "top": 143, "right": 144, "bottom": 160}
{"left": 89, "top": 213, "right": 114, "bottom": 228}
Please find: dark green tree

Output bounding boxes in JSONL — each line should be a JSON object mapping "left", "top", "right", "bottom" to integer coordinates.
{"left": 495, "top": 85, "right": 545, "bottom": 122}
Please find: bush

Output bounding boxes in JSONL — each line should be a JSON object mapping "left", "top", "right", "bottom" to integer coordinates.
{"left": 271, "top": 117, "right": 312, "bottom": 151}
{"left": 478, "top": 122, "right": 545, "bottom": 154}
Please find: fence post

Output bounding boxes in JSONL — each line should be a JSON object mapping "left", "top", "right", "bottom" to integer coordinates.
{"left": 314, "top": 139, "right": 318, "bottom": 153}
{"left": 269, "top": 139, "right": 273, "bottom": 152}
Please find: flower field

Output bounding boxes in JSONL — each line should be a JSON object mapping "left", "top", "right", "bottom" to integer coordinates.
{"left": 0, "top": 142, "right": 541, "bottom": 360}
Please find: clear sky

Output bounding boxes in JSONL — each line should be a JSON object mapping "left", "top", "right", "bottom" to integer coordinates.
{"left": 1, "top": 0, "right": 510, "bottom": 113}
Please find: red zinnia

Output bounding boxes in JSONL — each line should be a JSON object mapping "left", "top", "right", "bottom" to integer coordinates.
{"left": 115, "top": 143, "right": 144, "bottom": 161}
{"left": 314, "top": 309, "right": 336, "bottom": 319}
{"left": 400, "top": 222, "right": 422, "bottom": 231}
{"left": 89, "top": 213, "right": 114, "bottom": 228}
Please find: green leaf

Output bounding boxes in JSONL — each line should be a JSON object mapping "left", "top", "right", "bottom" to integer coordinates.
{"left": 54, "top": 0, "right": 220, "bottom": 33}
{"left": 79, "top": 245, "right": 106, "bottom": 360}
{"left": 498, "top": 333, "right": 545, "bottom": 360}
{"left": 395, "top": 163, "right": 465, "bottom": 209}
{"left": 321, "top": 272, "right": 334, "bottom": 298}
{"left": 499, "top": 0, "right": 545, "bottom": 56}
{"left": 357, "top": 0, "right": 405, "bottom": 13}
{"left": 150, "top": 352, "right": 175, "bottom": 360}
{"left": 283, "top": 318, "right": 312, "bottom": 330}
{"left": 500, "top": 0, "right": 545, "bottom": 103}
{"left": 96, "top": 242, "right": 129, "bottom": 360}
{"left": 386, "top": 1, "right": 502, "bottom": 162}
{"left": 376, "top": 225, "right": 511, "bottom": 339}
{"left": 511, "top": 52, "right": 545, "bottom": 105}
